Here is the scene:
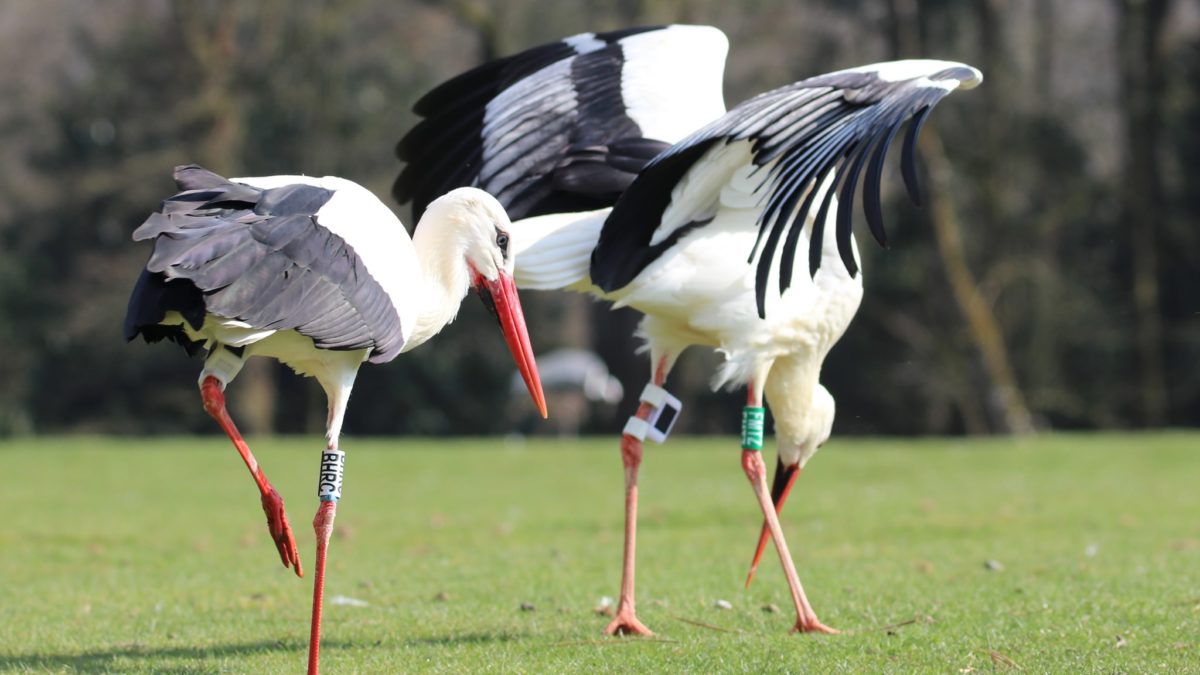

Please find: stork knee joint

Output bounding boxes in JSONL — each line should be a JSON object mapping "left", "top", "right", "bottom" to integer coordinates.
{"left": 622, "top": 384, "right": 682, "bottom": 443}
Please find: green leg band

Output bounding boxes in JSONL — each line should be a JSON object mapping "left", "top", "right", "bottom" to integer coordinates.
{"left": 741, "top": 406, "right": 765, "bottom": 451}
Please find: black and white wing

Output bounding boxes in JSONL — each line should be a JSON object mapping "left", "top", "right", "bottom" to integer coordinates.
{"left": 590, "top": 60, "right": 983, "bottom": 317}
{"left": 394, "top": 24, "right": 728, "bottom": 220}
{"left": 124, "top": 165, "right": 410, "bottom": 363}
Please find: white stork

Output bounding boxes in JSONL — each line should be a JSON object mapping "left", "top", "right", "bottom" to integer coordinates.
{"left": 395, "top": 25, "right": 981, "bottom": 636}
{"left": 124, "top": 164, "right": 547, "bottom": 674}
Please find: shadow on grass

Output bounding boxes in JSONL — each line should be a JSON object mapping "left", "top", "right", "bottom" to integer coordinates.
{"left": 4, "top": 633, "right": 530, "bottom": 672}
{"left": 403, "top": 630, "right": 525, "bottom": 647}
{"left": 0, "top": 638, "right": 344, "bottom": 674}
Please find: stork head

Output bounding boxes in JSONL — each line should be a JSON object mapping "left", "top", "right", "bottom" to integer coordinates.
{"left": 423, "top": 187, "right": 547, "bottom": 419}
{"left": 790, "top": 384, "right": 835, "bottom": 469}
{"left": 764, "top": 378, "right": 835, "bottom": 470}
{"left": 419, "top": 187, "right": 516, "bottom": 283}
{"left": 444, "top": 187, "right": 517, "bottom": 284}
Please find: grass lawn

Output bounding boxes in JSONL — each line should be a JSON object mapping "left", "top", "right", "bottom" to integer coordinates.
{"left": 0, "top": 433, "right": 1197, "bottom": 673}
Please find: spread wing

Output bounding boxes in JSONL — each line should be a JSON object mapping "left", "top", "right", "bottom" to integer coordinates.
{"left": 591, "top": 60, "right": 983, "bottom": 317}
{"left": 394, "top": 24, "right": 729, "bottom": 220}
{"left": 125, "top": 165, "right": 408, "bottom": 363}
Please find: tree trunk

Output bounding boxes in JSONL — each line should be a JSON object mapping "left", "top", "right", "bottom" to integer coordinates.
{"left": 1034, "top": 0, "right": 1056, "bottom": 105}
{"left": 885, "top": 0, "right": 1034, "bottom": 434}
{"left": 921, "top": 131, "right": 1036, "bottom": 435}
{"left": 1116, "top": 0, "right": 1170, "bottom": 426}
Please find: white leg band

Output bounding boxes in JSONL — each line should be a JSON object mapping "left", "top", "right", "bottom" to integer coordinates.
{"left": 623, "top": 417, "right": 651, "bottom": 440}
{"left": 199, "top": 347, "right": 245, "bottom": 388}
{"left": 317, "top": 449, "right": 346, "bottom": 502}
{"left": 622, "top": 384, "right": 683, "bottom": 444}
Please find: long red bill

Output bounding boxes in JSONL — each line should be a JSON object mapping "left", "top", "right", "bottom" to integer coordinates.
{"left": 480, "top": 272, "right": 548, "bottom": 418}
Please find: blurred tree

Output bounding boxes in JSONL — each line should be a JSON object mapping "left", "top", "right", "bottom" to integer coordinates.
{"left": 1166, "top": 37, "right": 1200, "bottom": 425}
{"left": 871, "top": 0, "right": 1034, "bottom": 434}
{"left": 0, "top": 0, "right": 1196, "bottom": 437}
{"left": 1115, "top": 0, "right": 1171, "bottom": 427}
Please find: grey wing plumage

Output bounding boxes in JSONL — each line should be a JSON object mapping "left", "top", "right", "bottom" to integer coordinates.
{"left": 125, "top": 165, "right": 407, "bottom": 363}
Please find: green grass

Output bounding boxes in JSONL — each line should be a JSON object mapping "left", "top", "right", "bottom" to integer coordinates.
{"left": 0, "top": 434, "right": 1197, "bottom": 673}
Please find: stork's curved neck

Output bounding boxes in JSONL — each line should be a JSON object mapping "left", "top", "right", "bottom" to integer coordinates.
{"left": 404, "top": 213, "right": 473, "bottom": 351}
{"left": 765, "top": 356, "right": 834, "bottom": 468}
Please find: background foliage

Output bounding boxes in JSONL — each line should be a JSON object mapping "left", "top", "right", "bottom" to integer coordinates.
{"left": 0, "top": 0, "right": 1196, "bottom": 437}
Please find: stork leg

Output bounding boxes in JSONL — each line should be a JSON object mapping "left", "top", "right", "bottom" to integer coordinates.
{"left": 604, "top": 355, "right": 671, "bottom": 637}
{"left": 308, "top": 497, "right": 337, "bottom": 675}
{"left": 740, "top": 383, "right": 837, "bottom": 634}
{"left": 307, "top": 367, "right": 356, "bottom": 675}
{"left": 200, "top": 375, "right": 301, "bottom": 576}
{"left": 745, "top": 458, "right": 800, "bottom": 587}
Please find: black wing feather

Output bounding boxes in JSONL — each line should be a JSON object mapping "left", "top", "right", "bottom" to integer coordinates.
{"left": 862, "top": 117, "right": 907, "bottom": 246}
{"left": 808, "top": 167, "right": 842, "bottom": 278}
{"left": 589, "top": 140, "right": 721, "bottom": 291}
{"left": 594, "top": 65, "right": 977, "bottom": 317}
{"left": 836, "top": 140, "right": 872, "bottom": 277}
{"left": 395, "top": 26, "right": 672, "bottom": 220}
{"left": 779, "top": 164, "right": 835, "bottom": 297}
{"left": 901, "top": 105, "right": 933, "bottom": 206}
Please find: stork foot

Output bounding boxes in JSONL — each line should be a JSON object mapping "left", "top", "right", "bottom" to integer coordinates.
{"left": 261, "top": 487, "right": 302, "bottom": 577}
{"left": 604, "top": 611, "right": 655, "bottom": 637}
{"left": 792, "top": 617, "right": 839, "bottom": 635}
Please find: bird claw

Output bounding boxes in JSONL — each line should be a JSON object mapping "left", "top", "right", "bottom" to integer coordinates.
{"left": 261, "top": 488, "right": 303, "bottom": 577}
{"left": 604, "top": 612, "right": 655, "bottom": 636}
{"left": 792, "top": 617, "right": 839, "bottom": 635}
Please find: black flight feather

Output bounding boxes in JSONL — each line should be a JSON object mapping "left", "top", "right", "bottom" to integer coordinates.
{"left": 596, "top": 65, "right": 975, "bottom": 313}
{"left": 396, "top": 26, "right": 667, "bottom": 220}
{"left": 901, "top": 105, "right": 932, "bottom": 207}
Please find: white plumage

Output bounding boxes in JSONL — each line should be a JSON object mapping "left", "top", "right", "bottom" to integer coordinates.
{"left": 395, "top": 24, "right": 981, "bottom": 636}
{"left": 613, "top": 25, "right": 729, "bottom": 140}
{"left": 125, "top": 166, "right": 547, "bottom": 673}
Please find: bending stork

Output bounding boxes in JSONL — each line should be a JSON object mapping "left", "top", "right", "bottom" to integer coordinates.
{"left": 395, "top": 24, "right": 980, "bottom": 635}
{"left": 125, "top": 165, "right": 546, "bottom": 673}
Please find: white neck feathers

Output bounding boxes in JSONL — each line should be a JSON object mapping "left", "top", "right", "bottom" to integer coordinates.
{"left": 403, "top": 204, "right": 475, "bottom": 352}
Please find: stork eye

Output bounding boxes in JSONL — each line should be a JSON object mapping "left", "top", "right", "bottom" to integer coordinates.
{"left": 496, "top": 232, "right": 509, "bottom": 252}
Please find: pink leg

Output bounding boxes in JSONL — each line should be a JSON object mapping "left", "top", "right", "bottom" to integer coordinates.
{"left": 745, "top": 459, "right": 800, "bottom": 588}
{"left": 307, "top": 500, "right": 337, "bottom": 675}
{"left": 200, "top": 375, "right": 301, "bottom": 576}
{"left": 305, "top": 374, "right": 355, "bottom": 675}
{"left": 740, "top": 387, "right": 836, "bottom": 634}
{"left": 604, "top": 357, "right": 669, "bottom": 636}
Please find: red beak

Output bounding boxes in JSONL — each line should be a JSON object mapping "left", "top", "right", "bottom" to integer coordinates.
{"left": 476, "top": 271, "right": 548, "bottom": 418}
